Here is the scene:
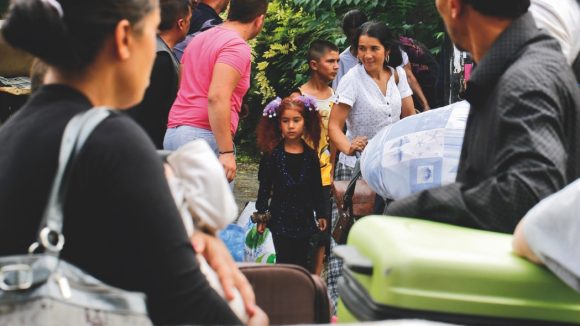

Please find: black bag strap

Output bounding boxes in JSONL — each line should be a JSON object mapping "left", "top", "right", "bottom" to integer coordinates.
{"left": 342, "top": 160, "right": 362, "bottom": 213}
{"left": 32, "top": 108, "right": 111, "bottom": 255}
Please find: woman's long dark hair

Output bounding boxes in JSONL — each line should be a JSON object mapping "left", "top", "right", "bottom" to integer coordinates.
{"left": 353, "top": 21, "right": 403, "bottom": 69}
{"left": 1, "top": 0, "right": 155, "bottom": 72}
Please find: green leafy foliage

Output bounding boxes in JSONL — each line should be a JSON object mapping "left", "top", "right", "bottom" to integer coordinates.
{"left": 291, "top": 0, "right": 443, "bottom": 50}
{"left": 236, "top": 0, "right": 444, "bottom": 154}
{"left": 236, "top": 1, "right": 344, "bottom": 153}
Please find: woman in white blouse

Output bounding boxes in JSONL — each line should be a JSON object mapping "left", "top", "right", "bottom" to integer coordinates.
{"left": 325, "top": 21, "right": 415, "bottom": 312}
{"left": 329, "top": 21, "right": 415, "bottom": 167}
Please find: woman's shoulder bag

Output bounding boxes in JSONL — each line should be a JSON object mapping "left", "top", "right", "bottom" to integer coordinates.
{"left": 0, "top": 109, "right": 152, "bottom": 325}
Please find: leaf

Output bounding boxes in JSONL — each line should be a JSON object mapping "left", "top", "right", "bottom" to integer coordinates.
{"left": 239, "top": 0, "right": 444, "bottom": 151}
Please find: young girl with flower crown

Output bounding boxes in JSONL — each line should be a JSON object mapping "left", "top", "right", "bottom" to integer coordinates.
{"left": 253, "top": 96, "right": 328, "bottom": 271}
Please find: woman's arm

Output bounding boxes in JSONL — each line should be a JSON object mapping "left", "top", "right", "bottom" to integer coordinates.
{"left": 328, "top": 102, "right": 367, "bottom": 155}
{"left": 255, "top": 154, "right": 273, "bottom": 213}
{"left": 92, "top": 116, "right": 242, "bottom": 325}
{"left": 395, "top": 66, "right": 417, "bottom": 118}
{"left": 403, "top": 63, "right": 430, "bottom": 110}
{"left": 401, "top": 96, "right": 416, "bottom": 118}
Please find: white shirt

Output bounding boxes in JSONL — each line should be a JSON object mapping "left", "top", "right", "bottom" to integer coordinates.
{"left": 401, "top": 50, "right": 410, "bottom": 66}
{"left": 336, "top": 64, "right": 413, "bottom": 167}
{"left": 523, "top": 178, "right": 580, "bottom": 292}
{"left": 333, "top": 47, "right": 358, "bottom": 90}
{"left": 530, "top": 0, "right": 580, "bottom": 65}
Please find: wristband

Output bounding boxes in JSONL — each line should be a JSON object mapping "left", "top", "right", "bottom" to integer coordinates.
{"left": 219, "top": 150, "right": 235, "bottom": 155}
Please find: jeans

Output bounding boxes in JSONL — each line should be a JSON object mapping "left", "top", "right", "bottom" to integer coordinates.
{"left": 164, "top": 125, "right": 219, "bottom": 155}
{"left": 164, "top": 125, "right": 235, "bottom": 189}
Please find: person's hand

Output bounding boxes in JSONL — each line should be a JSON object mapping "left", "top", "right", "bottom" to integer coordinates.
{"left": 318, "top": 218, "right": 327, "bottom": 231}
{"left": 191, "top": 232, "right": 257, "bottom": 316}
{"left": 348, "top": 136, "right": 368, "bottom": 156}
{"left": 163, "top": 163, "right": 175, "bottom": 179}
{"left": 512, "top": 219, "right": 542, "bottom": 264}
{"left": 219, "top": 153, "right": 237, "bottom": 182}
{"left": 247, "top": 305, "right": 269, "bottom": 326}
{"left": 256, "top": 222, "right": 267, "bottom": 234}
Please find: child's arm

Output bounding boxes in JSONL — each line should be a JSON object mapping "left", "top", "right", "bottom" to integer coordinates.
{"left": 255, "top": 154, "right": 273, "bottom": 213}
{"left": 329, "top": 143, "right": 337, "bottom": 183}
{"left": 311, "top": 152, "right": 328, "bottom": 230}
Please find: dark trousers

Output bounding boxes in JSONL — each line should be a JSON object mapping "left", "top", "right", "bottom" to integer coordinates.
{"left": 272, "top": 234, "right": 310, "bottom": 270}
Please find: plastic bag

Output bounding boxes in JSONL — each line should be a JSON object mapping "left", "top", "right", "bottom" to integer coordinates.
{"left": 236, "top": 202, "right": 276, "bottom": 263}
{"left": 244, "top": 221, "right": 276, "bottom": 264}
{"left": 360, "top": 101, "right": 470, "bottom": 200}
{"left": 219, "top": 224, "right": 246, "bottom": 262}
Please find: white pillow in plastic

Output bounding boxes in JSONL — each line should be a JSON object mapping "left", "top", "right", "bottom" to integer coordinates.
{"left": 360, "top": 101, "right": 470, "bottom": 200}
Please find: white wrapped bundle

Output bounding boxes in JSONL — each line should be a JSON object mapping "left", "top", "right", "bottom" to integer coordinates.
{"left": 361, "top": 101, "right": 470, "bottom": 200}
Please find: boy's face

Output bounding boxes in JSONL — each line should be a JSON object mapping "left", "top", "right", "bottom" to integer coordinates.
{"left": 311, "top": 50, "right": 340, "bottom": 82}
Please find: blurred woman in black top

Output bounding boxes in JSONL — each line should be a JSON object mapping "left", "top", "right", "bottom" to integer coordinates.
{"left": 0, "top": 0, "right": 266, "bottom": 324}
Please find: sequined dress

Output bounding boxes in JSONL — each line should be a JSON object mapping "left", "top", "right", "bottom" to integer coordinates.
{"left": 256, "top": 141, "right": 326, "bottom": 238}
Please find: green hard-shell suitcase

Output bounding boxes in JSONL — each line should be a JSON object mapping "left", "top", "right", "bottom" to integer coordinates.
{"left": 335, "top": 216, "right": 580, "bottom": 325}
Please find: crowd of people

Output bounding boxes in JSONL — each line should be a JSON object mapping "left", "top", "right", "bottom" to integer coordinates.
{"left": 1, "top": 0, "right": 579, "bottom": 324}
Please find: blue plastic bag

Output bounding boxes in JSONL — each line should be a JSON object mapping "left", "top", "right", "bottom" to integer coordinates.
{"left": 219, "top": 224, "right": 246, "bottom": 262}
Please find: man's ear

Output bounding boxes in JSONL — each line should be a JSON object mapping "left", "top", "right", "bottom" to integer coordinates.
{"left": 255, "top": 14, "right": 265, "bottom": 29}
{"left": 177, "top": 18, "right": 186, "bottom": 32}
{"left": 309, "top": 59, "right": 319, "bottom": 71}
{"left": 113, "top": 19, "right": 132, "bottom": 61}
{"left": 450, "top": 0, "right": 464, "bottom": 19}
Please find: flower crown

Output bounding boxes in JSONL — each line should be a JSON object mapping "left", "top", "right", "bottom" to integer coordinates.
{"left": 262, "top": 95, "right": 318, "bottom": 118}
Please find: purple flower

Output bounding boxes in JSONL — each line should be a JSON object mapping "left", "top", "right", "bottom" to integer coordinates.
{"left": 263, "top": 97, "right": 282, "bottom": 118}
{"left": 298, "top": 95, "right": 318, "bottom": 111}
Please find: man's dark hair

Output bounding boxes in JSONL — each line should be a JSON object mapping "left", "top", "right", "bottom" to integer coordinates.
{"left": 227, "top": 0, "right": 269, "bottom": 23}
{"left": 159, "top": 0, "right": 192, "bottom": 32}
{"left": 342, "top": 9, "right": 367, "bottom": 35}
{"left": 463, "top": 0, "right": 530, "bottom": 19}
{"left": 307, "top": 40, "right": 339, "bottom": 62}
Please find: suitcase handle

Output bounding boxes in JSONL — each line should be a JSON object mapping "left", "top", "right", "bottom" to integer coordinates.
{"left": 333, "top": 245, "right": 373, "bottom": 275}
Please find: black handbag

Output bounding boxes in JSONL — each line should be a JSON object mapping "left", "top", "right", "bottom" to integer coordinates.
{"left": 0, "top": 109, "right": 152, "bottom": 325}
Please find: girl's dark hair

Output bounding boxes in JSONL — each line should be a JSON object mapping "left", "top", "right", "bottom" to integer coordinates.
{"left": 1, "top": 0, "right": 156, "bottom": 72}
{"left": 353, "top": 21, "right": 403, "bottom": 69}
{"left": 342, "top": 9, "right": 367, "bottom": 36}
{"left": 256, "top": 97, "right": 321, "bottom": 154}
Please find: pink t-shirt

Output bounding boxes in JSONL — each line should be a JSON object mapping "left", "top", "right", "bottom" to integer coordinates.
{"left": 167, "top": 26, "right": 251, "bottom": 135}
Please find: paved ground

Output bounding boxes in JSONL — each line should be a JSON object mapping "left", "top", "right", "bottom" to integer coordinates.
{"left": 233, "top": 161, "right": 259, "bottom": 214}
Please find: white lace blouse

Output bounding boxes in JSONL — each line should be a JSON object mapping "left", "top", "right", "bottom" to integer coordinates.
{"left": 336, "top": 64, "right": 413, "bottom": 167}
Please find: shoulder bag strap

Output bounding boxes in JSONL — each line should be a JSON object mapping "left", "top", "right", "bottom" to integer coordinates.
{"left": 342, "top": 159, "right": 362, "bottom": 212}
{"left": 32, "top": 108, "right": 111, "bottom": 255}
